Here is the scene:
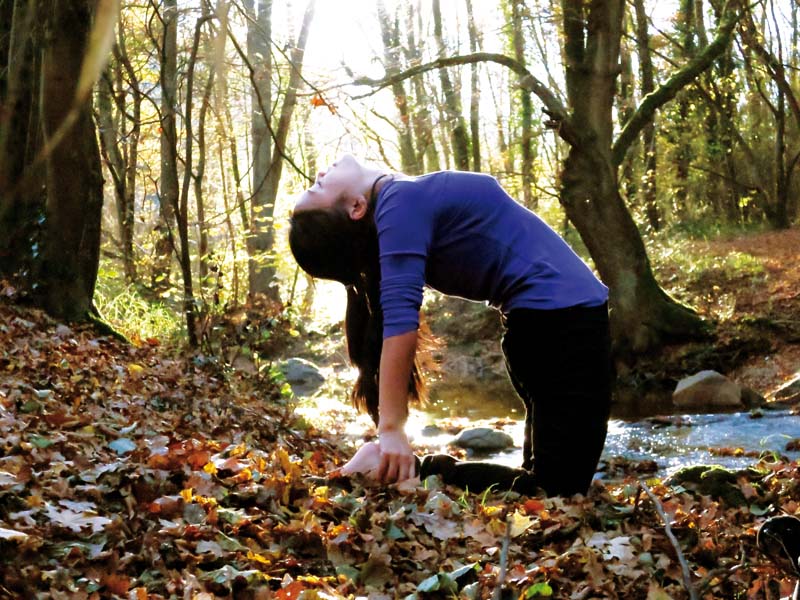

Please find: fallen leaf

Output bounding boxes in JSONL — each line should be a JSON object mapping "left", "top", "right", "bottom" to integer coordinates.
{"left": 108, "top": 437, "right": 137, "bottom": 455}
{"left": 45, "top": 502, "right": 112, "bottom": 533}
{"left": 0, "top": 526, "right": 28, "bottom": 541}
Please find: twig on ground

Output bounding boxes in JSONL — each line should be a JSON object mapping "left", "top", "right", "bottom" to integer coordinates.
{"left": 493, "top": 515, "right": 513, "bottom": 600}
{"left": 641, "top": 480, "right": 698, "bottom": 600}
{"left": 695, "top": 564, "right": 743, "bottom": 594}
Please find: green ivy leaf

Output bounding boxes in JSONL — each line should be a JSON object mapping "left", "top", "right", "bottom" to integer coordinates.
{"left": 524, "top": 582, "right": 553, "bottom": 597}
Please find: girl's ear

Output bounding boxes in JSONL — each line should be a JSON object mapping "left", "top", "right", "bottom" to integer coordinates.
{"left": 348, "top": 194, "right": 369, "bottom": 221}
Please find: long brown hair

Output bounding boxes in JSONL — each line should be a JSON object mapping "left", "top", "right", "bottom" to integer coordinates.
{"left": 288, "top": 198, "right": 426, "bottom": 425}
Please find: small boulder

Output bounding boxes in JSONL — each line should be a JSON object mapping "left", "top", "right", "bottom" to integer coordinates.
{"left": 673, "top": 370, "right": 743, "bottom": 411}
{"left": 278, "top": 358, "right": 325, "bottom": 396}
{"left": 453, "top": 427, "right": 514, "bottom": 451}
{"left": 741, "top": 386, "right": 767, "bottom": 409}
{"left": 421, "top": 425, "right": 445, "bottom": 437}
{"left": 666, "top": 464, "right": 754, "bottom": 507}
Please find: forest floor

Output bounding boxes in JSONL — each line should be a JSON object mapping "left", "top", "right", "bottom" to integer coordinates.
{"left": 675, "top": 226, "right": 800, "bottom": 396}
{"left": 0, "top": 226, "right": 799, "bottom": 599}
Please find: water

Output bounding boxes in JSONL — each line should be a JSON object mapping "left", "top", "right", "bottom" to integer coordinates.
{"left": 413, "top": 384, "right": 800, "bottom": 478}
{"left": 603, "top": 410, "right": 800, "bottom": 476}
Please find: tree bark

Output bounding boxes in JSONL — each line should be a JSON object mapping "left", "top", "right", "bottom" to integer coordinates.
{"left": 0, "top": 0, "right": 43, "bottom": 277}
{"left": 214, "top": 3, "right": 249, "bottom": 247}
{"left": 432, "top": 0, "right": 470, "bottom": 170}
{"left": 195, "top": 0, "right": 216, "bottom": 290}
{"left": 510, "top": 0, "right": 534, "bottom": 206}
{"left": 673, "top": 0, "right": 696, "bottom": 216}
{"left": 38, "top": 0, "right": 104, "bottom": 320}
{"left": 156, "top": 0, "right": 179, "bottom": 295}
{"left": 377, "top": 0, "right": 417, "bottom": 174}
{"left": 465, "top": 0, "right": 482, "bottom": 172}
{"left": 738, "top": 3, "right": 799, "bottom": 229}
{"left": 173, "top": 14, "right": 213, "bottom": 347}
{"left": 633, "top": 0, "right": 660, "bottom": 231}
{"left": 245, "top": 0, "right": 275, "bottom": 297}
{"left": 252, "top": 0, "right": 315, "bottom": 301}
{"left": 618, "top": 13, "right": 637, "bottom": 204}
{"left": 0, "top": 1, "right": 13, "bottom": 100}
{"left": 96, "top": 53, "right": 139, "bottom": 284}
{"left": 404, "top": 2, "right": 439, "bottom": 172}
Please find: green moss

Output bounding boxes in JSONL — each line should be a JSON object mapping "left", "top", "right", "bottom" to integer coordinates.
{"left": 667, "top": 464, "right": 764, "bottom": 507}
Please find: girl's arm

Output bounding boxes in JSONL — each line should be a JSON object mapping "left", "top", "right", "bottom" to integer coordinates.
{"left": 376, "top": 330, "right": 418, "bottom": 482}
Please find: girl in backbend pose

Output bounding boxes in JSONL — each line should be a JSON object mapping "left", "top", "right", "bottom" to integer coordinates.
{"left": 289, "top": 154, "right": 611, "bottom": 496}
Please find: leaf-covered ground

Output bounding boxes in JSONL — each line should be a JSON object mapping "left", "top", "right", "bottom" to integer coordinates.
{"left": 1, "top": 286, "right": 799, "bottom": 600}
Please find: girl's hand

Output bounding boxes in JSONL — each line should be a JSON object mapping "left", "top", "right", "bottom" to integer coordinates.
{"left": 340, "top": 441, "right": 381, "bottom": 478}
{"left": 377, "top": 429, "right": 416, "bottom": 483}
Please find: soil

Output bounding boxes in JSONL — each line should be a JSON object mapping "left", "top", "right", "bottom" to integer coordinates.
{"left": 688, "top": 227, "right": 800, "bottom": 396}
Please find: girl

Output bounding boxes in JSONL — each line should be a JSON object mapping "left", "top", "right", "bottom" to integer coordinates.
{"left": 289, "top": 154, "right": 611, "bottom": 496}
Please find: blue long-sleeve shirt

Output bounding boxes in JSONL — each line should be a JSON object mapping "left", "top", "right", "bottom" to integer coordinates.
{"left": 375, "top": 171, "right": 609, "bottom": 338}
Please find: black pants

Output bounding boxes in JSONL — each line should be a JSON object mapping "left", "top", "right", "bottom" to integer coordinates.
{"left": 420, "top": 303, "right": 612, "bottom": 496}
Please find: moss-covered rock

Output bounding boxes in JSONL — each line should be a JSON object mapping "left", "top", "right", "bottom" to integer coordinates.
{"left": 666, "top": 464, "right": 764, "bottom": 507}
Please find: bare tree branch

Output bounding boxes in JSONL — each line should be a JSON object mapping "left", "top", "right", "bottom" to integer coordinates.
{"left": 351, "top": 52, "right": 580, "bottom": 146}
{"left": 612, "top": 1, "right": 740, "bottom": 167}
{"left": 224, "top": 17, "right": 313, "bottom": 183}
{"left": 738, "top": 5, "right": 800, "bottom": 129}
{"left": 641, "top": 481, "right": 699, "bottom": 600}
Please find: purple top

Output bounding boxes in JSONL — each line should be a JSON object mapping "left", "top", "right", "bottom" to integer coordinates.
{"left": 375, "top": 171, "right": 608, "bottom": 338}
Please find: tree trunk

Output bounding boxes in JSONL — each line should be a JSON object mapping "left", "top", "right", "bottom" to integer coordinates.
{"left": 377, "top": 1, "right": 417, "bottom": 174}
{"left": 673, "top": 0, "right": 696, "bottom": 217}
{"left": 214, "top": 3, "right": 249, "bottom": 245}
{"left": 510, "top": 0, "right": 534, "bottom": 207}
{"left": 560, "top": 0, "right": 705, "bottom": 354}
{"left": 773, "top": 88, "right": 790, "bottom": 229}
{"left": 404, "top": 2, "right": 439, "bottom": 172}
{"left": 217, "top": 133, "right": 241, "bottom": 305}
{"left": 213, "top": 3, "right": 249, "bottom": 306}
{"left": 793, "top": 0, "right": 799, "bottom": 88}
{"left": 697, "top": 2, "right": 733, "bottom": 220}
{"left": 96, "top": 62, "right": 137, "bottom": 283}
{"left": 195, "top": 0, "right": 216, "bottom": 290}
{"left": 700, "top": 2, "right": 740, "bottom": 221}
{"left": 117, "top": 35, "right": 142, "bottom": 283}
{"left": 0, "top": 0, "right": 43, "bottom": 277}
{"left": 488, "top": 69, "right": 513, "bottom": 177}
{"left": 432, "top": 0, "right": 470, "bottom": 170}
{"left": 618, "top": 14, "right": 636, "bottom": 204}
{"left": 739, "top": 3, "right": 800, "bottom": 229}
{"left": 173, "top": 14, "right": 211, "bottom": 348}
{"left": 253, "top": 0, "right": 316, "bottom": 301}
{"left": 156, "top": 0, "right": 179, "bottom": 295}
{"left": 301, "top": 121, "right": 317, "bottom": 312}
{"left": 245, "top": 0, "right": 275, "bottom": 297}
{"left": 465, "top": 0, "right": 481, "bottom": 172}
{"left": 38, "top": 0, "right": 104, "bottom": 320}
{"left": 633, "top": 0, "right": 660, "bottom": 231}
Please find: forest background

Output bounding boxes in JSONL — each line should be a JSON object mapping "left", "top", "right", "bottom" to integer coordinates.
{"left": 1, "top": 0, "right": 797, "bottom": 356}
{"left": 1, "top": 0, "right": 800, "bottom": 597}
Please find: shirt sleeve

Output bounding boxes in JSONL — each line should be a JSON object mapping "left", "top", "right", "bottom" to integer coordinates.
{"left": 375, "top": 182, "right": 435, "bottom": 338}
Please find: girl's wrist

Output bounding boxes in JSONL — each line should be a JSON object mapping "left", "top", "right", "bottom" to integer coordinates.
{"left": 378, "top": 421, "right": 405, "bottom": 434}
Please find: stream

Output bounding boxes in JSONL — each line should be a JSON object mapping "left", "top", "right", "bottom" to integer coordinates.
{"left": 407, "top": 383, "right": 800, "bottom": 479}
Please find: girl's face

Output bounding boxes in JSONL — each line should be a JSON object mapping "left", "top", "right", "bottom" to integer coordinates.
{"left": 294, "top": 154, "right": 365, "bottom": 214}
